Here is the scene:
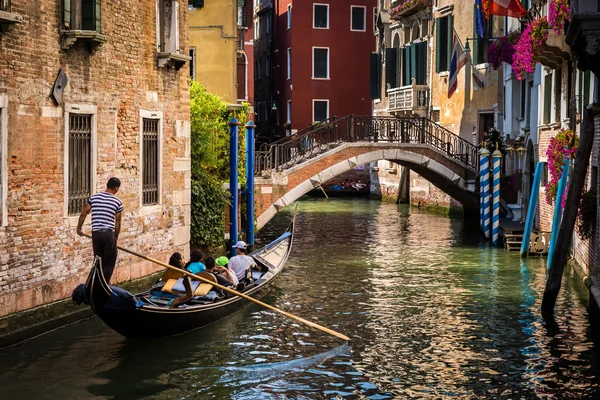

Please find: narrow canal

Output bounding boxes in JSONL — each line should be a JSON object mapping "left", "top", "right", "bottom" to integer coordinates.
{"left": 1, "top": 198, "right": 600, "bottom": 399}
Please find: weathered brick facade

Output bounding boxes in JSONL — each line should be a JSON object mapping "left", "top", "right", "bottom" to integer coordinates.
{"left": 0, "top": 1, "right": 191, "bottom": 317}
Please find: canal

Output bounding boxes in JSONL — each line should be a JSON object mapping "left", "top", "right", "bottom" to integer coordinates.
{"left": 1, "top": 198, "right": 600, "bottom": 399}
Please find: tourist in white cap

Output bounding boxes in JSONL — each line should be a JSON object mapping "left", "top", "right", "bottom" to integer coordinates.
{"left": 228, "top": 240, "right": 257, "bottom": 288}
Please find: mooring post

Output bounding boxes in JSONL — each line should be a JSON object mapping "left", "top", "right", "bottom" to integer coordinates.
{"left": 245, "top": 121, "right": 256, "bottom": 246}
{"left": 542, "top": 106, "right": 596, "bottom": 312}
{"left": 547, "top": 158, "right": 570, "bottom": 269}
{"left": 229, "top": 118, "right": 240, "bottom": 256}
{"left": 479, "top": 148, "right": 491, "bottom": 238}
{"left": 491, "top": 148, "right": 503, "bottom": 247}
{"left": 521, "top": 162, "right": 545, "bottom": 257}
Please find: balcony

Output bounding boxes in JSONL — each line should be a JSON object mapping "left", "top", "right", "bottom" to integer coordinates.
{"left": 536, "top": 29, "right": 570, "bottom": 69}
{"left": 387, "top": 80, "right": 429, "bottom": 115}
{"left": 0, "top": 0, "right": 23, "bottom": 33}
{"left": 565, "top": 0, "right": 600, "bottom": 76}
{"left": 389, "top": 0, "right": 432, "bottom": 20}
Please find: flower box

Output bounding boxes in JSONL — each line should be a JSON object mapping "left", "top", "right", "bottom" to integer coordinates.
{"left": 389, "top": 0, "right": 431, "bottom": 19}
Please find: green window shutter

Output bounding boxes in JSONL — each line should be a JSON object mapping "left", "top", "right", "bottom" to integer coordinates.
{"left": 410, "top": 44, "right": 417, "bottom": 83}
{"left": 370, "top": 53, "right": 381, "bottom": 100}
{"left": 193, "top": 0, "right": 205, "bottom": 7}
{"left": 416, "top": 41, "right": 427, "bottom": 85}
{"left": 435, "top": 18, "right": 441, "bottom": 73}
{"left": 583, "top": 70, "right": 591, "bottom": 108}
{"left": 403, "top": 46, "right": 411, "bottom": 86}
{"left": 63, "top": 0, "right": 71, "bottom": 29}
{"left": 544, "top": 73, "right": 552, "bottom": 124}
{"left": 95, "top": 0, "right": 101, "bottom": 32}
{"left": 385, "top": 48, "right": 398, "bottom": 89}
{"left": 447, "top": 15, "right": 453, "bottom": 71}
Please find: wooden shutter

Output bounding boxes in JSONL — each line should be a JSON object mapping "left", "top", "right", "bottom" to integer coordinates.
{"left": 403, "top": 46, "right": 411, "bottom": 86}
{"left": 435, "top": 18, "right": 441, "bottom": 73}
{"left": 95, "top": 0, "right": 101, "bottom": 32}
{"left": 370, "top": 53, "right": 381, "bottom": 100}
{"left": 416, "top": 41, "right": 427, "bottom": 85}
{"left": 410, "top": 44, "right": 417, "bottom": 83}
{"left": 385, "top": 48, "right": 398, "bottom": 89}
{"left": 544, "top": 73, "right": 552, "bottom": 124}
{"left": 447, "top": 15, "right": 453, "bottom": 71}
{"left": 63, "top": 0, "right": 71, "bottom": 29}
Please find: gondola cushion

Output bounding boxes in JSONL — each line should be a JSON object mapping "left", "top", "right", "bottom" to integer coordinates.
{"left": 162, "top": 278, "right": 213, "bottom": 296}
{"left": 106, "top": 286, "right": 139, "bottom": 309}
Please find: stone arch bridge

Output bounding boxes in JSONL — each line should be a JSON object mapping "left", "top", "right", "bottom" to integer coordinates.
{"left": 253, "top": 116, "right": 479, "bottom": 229}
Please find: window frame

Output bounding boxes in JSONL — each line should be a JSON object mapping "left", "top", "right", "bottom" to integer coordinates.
{"left": 287, "top": 4, "right": 292, "bottom": 29}
{"left": 189, "top": 46, "right": 196, "bottom": 81}
{"left": 63, "top": 103, "right": 97, "bottom": 219}
{"left": 313, "top": 3, "right": 329, "bottom": 30}
{"left": 287, "top": 100, "right": 292, "bottom": 123}
{"left": 287, "top": 47, "right": 292, "bottom": 80}
{"left": 350, "top": 5, "right": 367, "bottom": 32}
{"left": 139, "top": 109, "right": 163, "bottom": 209}
{"left": 312, "top": 99, "right": 329, "bottom": 122}
{"left": 312, "top": 47, "right": 330, "bottom": 80}
{"left": 157, "top": 0, "right": 180, "bottom": 54}
{"left": 0, "top": 94, "right": 7, "bottom": 227}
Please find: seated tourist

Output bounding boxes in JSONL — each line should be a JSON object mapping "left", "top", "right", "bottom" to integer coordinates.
{"left": 204, "top": 256, "right": 235, "bottom": 287}
{"left": 216, "top": 256, "right": 239, "bottom": 287}
{"left": 229, "top": 241, "right": 257, "bottom": 287}
{"left": 184, "top": 249, "right": 206, "bottom": 274}
{"left": 353, "top": 179, "right": 367, "bottom": 190}
{"left": 167, "top": 252, "right": 193, "bottom": 308}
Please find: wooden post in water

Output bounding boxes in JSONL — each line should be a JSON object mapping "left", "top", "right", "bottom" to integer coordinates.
{"left": 542, "top": 105, "right": 596, "bottom": 312}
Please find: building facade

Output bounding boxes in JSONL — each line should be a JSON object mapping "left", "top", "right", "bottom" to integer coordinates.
{"left": 188, "top": 0, "right": 254, "bottom": 106}
{"left": 254, "top": 0, "right": 376, "bottom": 141}
{"left": 0, "top": 0, "right": 191, "bottom": 317}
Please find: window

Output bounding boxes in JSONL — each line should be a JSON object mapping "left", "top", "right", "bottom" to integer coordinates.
{"left": 0, "top": 94, "right": 7, "bottom": 226}
{"left": 351, "top": 6, "right": 366, "bottom": 32}
{"left": 313, "top": 4, "right": 329, "bottom": 29}
{"left": 543, "top": 73, "right": 552, "bottom": 124}
{"left": 266, "top": 55, "right": 270, "bottom": 77}
{"left": 313, "top": 100, "right": 329, "bottom": 122}
{"left": 287, "top": 4, "right": 292, "bottom": 29}
{"left": 402, "top": 41, "right": 428, "bottom": 85}
{"left": 258, "top": 59, "right": 262, "bottom": 79}
{"left": 374, "top": 7, "right": 377, "bottom": 32}
{"left": 189, "top": 47, "right": 196, "bottom": 81}
{"left": 287, "top": 100, "right": 291, "bottom": 123}
{"left": 158, "top": 0, "right": 180, "bottom": 54}
{"left": 266, "top": 12, "right": 270, "bottom": 34}
{"left": 435, "top": 14, "right": 452, "bottom": 72}
{"left": 370, "top": 52, "right": 381, "bottom": 100}
{"left": 519, "top": 80, "right": 526, "bottom": 119}
{"left": 473, "top": 14, "right": 493, "bottom": 65}
{"left": 254, "top": 20, "right": 259, "bottom": 40}
{"left": 237, "top": 5, "right": 245, "bottom": 26}
{"left": 62, "top": 0, "right": 101, "bottom": 32}
{"left": 313, "top": 47, "right": 329, "bottom": 79}
{"left": 140, "top": 111, "right": 162, "bottom": 206}
{"left": 65, "top": 104, "right": 97, "bottom": 216}
{"left": 554, "top": 69, "right": 562, "bottom": 122}
{"left": 287, "top": 47, "right": 291, "bottom": 79}
{"left": 188, "top": 0, "right": 204, "bottom": 9}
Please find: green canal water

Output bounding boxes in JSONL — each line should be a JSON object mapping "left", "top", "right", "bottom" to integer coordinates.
{"left": 1, "top": 198, "right": 600, "bottom": 399}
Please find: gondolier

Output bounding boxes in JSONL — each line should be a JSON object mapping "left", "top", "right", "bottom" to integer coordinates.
{"left": 77, "top": 177, "right": 123, "bottom": 283}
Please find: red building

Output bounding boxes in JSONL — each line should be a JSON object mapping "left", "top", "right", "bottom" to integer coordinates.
{"left": 254, "top": 0, "right": 376, "bottom": 140}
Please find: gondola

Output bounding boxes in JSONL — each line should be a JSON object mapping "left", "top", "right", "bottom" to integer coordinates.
{"left": 83, "top": 212, "right": 296, "bottom": 339}
{"left": 306, "top": 188, "right": 370, "bottom": 198}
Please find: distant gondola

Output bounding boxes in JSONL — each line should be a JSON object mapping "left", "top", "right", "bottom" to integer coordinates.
{"left": 306, "top": 188, "right": 370, "bottom": 198}
{"left": 84, "top": 213, "right": 296, "bottom": 339}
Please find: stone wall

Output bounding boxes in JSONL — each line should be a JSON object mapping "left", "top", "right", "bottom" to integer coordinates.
{"left": 0, "top": 1, "right": 191, "bottom": 317}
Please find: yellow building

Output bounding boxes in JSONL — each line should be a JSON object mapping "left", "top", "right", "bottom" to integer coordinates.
{"left": 188, "top": 0, "right": 253, "bottom": 106}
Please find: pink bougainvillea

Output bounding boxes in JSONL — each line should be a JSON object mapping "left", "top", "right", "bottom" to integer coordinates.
{"left": 488, "top": 32, "right": 521, "bottom": 70}
{"left": 389, "top": 0, "right": 424, "bottom": 17}
{"left": 546, "top": 129, "right": 578, "bottom": 205}
{"left": 512, "top": 17, "right": 550, "bottom": 80}
{"left": 548, "top": 0, "right": 570, "bottom": 34}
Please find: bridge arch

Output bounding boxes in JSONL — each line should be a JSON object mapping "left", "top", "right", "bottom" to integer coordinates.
{"left": 256, "top": 143, "right": 478, "bottom": 229}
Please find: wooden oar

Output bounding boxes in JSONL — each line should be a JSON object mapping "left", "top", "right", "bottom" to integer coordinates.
{"left": 82, "top": 233, "right": 350, "bottom": 341}
{"left": 318, "top": 185, "right": 329, "bottom": 199}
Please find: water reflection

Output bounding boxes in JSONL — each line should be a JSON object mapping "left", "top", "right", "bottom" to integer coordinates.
{"left": 0, "top": 198, "right": 599, "bottom": 399}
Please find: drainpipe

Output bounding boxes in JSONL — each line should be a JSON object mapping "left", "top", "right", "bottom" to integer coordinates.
{"left": 229, "top": 118, "right": 240, "bottom": 256}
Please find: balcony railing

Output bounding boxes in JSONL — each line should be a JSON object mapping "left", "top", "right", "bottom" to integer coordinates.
{"left": 387, "top": 81, "right": 429, "bottom": 114}
{"left": 389, "top": 0, "right": 432, "bottom": 20}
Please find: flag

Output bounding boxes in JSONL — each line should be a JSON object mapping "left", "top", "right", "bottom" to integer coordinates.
{"left": 475, "top": 0, "right": 485, "bottom": 38}
{"left": 482, "top": 0, "right": 527, "bottom": 19}
{"left": 448, "top": 32, "right": 468, "bottom": 98}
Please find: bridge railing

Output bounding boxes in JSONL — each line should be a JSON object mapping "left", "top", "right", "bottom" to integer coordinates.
{"left": 255, "top": 115, "right": 478, "bottom": 176}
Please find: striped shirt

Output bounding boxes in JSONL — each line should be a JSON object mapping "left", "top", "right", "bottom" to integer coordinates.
{"left": 88, "top": 192, "right": 124, "bottom": 231}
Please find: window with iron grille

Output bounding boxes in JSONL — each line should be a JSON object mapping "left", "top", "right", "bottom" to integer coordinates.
{"left": 142, "top": 118, "right": 159, "bottom": 205}
{"left": 68, "top": 114, "right": 92, "bottom": 215}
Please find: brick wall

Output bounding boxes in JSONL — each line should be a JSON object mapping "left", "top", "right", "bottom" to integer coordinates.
{"left": 0, "top": 1, "right": 191, "bottom": 317}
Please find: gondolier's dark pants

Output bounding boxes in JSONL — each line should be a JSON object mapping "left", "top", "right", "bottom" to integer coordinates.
{"left": 92, "top": 230, "right": 118, "bottom": 283}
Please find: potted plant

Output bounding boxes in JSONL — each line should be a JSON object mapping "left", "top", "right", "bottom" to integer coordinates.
{"left": 512, "top": 17, "right": 550, "bottom": 80}
{"left": 488, "top": 31, "right": 521, "bottom": 70}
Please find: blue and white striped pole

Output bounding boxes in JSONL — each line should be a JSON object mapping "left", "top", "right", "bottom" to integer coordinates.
{"left": 547, "top": 158, "right": 570, "bottom": 268}
{"left": 480, "top": 148, "right": 491, "bottom": 238}
{"left": 492, "top": 148, "right": 502, "bottom": 247}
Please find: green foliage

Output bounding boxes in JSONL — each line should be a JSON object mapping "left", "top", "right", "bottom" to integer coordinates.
{"left": 190, "top": 171, "right": 227, "bottom": 248}
{"left": 189, "top": 81, "right": 251, "bottom": 247}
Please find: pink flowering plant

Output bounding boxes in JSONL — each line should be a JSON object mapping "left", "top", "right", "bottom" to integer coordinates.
{"left": 488, "top": 32, "right": 521, "bottom": 70}
{"left": 548, "top": 0, "right": 570, "bottom": 34}
{"left": 512, "top": 17, "right": 550, "bottom": 80}
{"left": 545, "top": 128, "right": 578, "bottom": 205}
{"left": 390, "top": 0, "right": 425, "bottom": 17}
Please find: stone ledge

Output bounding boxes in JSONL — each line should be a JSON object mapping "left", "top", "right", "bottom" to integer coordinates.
{"left": 61, "top": 30, "right": 108, "bottom": 50}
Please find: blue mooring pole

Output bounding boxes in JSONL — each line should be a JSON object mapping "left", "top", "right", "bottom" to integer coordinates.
{"left": 547, "top": 158, "right": 570, "bottom": 269}
{"left": 229, "top": 118, "right": 240, "bottom": 257}
{"left": 479, "top": 148, "right": 491, "bottom": 238}
{"left": 521, "top": 162, "right": 545, "bottom": 257}
{"left": 491, "top": 148, "right": 503, "bottom": 247}
{"left": 245, "top": 122, "right": 256, "bottom": 246}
